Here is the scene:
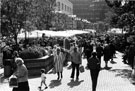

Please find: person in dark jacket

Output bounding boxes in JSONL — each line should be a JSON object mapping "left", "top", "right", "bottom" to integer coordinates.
{"left": 122, "top": 46, "right": 129, "bottom": 64}
{"left": 103, "top": 44, "right": 111, "bottom": 68}
{"left": 88, "top": 52, "right": 100, "bottom": 91}
{"left": 84, "top": 41, "right": 93, "bottom": 68}
{"left": 128, "top": 44, "right": 135, "bottom": 69}
{"left": 109, "top": 42, "right": 116, "bottom": 63}
{"left": 96, "top": 43, "right": 104, "bottom": 64}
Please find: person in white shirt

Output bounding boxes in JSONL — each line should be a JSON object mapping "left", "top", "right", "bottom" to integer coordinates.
{"left": 39, "top": 69, "right": 48, "bottom": 90}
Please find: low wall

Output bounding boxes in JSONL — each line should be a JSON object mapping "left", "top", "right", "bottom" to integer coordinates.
{"left": 24, "top": 55, "right": 54, "bottom": 76}
{"left": 4, "top": 55, "right": 54, "bottom": 77}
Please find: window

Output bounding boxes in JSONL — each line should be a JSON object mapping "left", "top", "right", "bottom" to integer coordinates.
{"left": 65, "top": 5, "right": 66, "bottom": 11}
{"left": 62, "top": 3, "right": 64, "bottom": 10}
{"left": 57, "top": 2, "right": 60, "bottom": 11}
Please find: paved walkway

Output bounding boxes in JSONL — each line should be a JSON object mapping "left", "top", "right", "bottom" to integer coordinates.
{"left": 0, "top": 52, "right": 135, "bottom": 91}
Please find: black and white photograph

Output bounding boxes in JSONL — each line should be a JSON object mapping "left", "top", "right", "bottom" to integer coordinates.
{"left": 0, "top": 0, "right": 135, "bottom": 91}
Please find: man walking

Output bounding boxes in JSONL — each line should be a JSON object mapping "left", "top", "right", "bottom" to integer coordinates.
{"left": 88, "top": 52, "right": 100, "bottom": 91}
{"left": 70, "top": 47, "right": 82, "bottom": 80}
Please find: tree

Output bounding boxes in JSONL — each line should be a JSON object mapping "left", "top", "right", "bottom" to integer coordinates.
{"left": 32, "top": 0, "right": 56, "bottom": 30}
{"left": 1, "top": 0, "right": 33, "bottom": 45}
{"left": 105, "top": 0, "right": 135, "bottom": 33}
{"left": 1, "top": 0, "right": 56, "bottom": 47}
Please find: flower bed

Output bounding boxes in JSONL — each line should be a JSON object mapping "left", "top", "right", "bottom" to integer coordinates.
{"left": 3, "top": 45, "right": 54, "bottom": 77}
{"left": 19, "top": 46, "right": 48, "bottom": 59}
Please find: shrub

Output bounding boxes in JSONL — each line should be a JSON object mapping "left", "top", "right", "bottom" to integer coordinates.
{"left": 19, "top": 46, "right": 48, "bottom": 59}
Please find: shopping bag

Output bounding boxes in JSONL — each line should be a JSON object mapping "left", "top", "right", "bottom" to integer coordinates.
{"left": 79, "top": 65, "right": 85, "bottom": 73}
{"left": 9, "top": 75, "right": 18, "bottom": 88}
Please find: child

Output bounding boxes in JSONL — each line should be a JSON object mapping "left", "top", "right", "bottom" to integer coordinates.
{"left": 38, "top": 69, "right": 48, "bottom": 90}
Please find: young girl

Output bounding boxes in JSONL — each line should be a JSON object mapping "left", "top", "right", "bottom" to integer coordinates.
{"left": 39, "top": 69, "right": 48, "bottom": 90}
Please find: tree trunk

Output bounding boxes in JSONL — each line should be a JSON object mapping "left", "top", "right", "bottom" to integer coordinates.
{"left": 14, "top": 33, "right": 18, "bottom": 51}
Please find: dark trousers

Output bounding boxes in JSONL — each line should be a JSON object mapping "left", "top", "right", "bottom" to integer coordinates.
{"left": 57, "top": 72, "right": 63, "bottom": 79}
{"left": 71, "top": 62, "right": 80, "bottom": 79}
{"left": 13, "top": 81, "right": 29, "bottom": 91}
{"left": 97, "top": 56, "right": 101, "bottom": 63}
{"left": 90, "top": 69, "right": 100, "bottom": 91}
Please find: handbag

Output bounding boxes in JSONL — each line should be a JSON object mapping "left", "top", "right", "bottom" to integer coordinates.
{"left": 79, "top": 65, "right": 85, "bottom": 73}
{"left": 9, "top": 75, "right": 18, "bottom": 88}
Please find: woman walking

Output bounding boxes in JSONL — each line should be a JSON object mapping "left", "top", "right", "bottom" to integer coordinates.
{"left": 11, "top": 57, "right": 30, "bottom": 91}
{"left": 88, "top": 52, "right": 100, "bottom": 91}
{"left": 54, "top": 48, "right": 64, "bottom": 80}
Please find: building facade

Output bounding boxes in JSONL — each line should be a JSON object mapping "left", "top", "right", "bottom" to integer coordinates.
{"left": 51, "top": 0, "right": 76, "bottom": 30}
{"left": 55, "top": 0, "right": 73, "bottom": 15}
{"left": 89, "top": 0, "right": 110, "bottom": 22}
{"left": 69, "top": 0, "right": 110, "bottom": 22}
{"left": 69, "top": 0, "right": 91, "bottom": 20}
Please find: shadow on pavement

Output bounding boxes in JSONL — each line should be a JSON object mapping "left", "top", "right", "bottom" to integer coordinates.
{"left": 101, "top": 67, "right": 112, "bottom": 70}
{"left": 48, "top": 69, "right": 54, "bottom": 74}
{"left": 67, "top": 79, "right": 84, "bottom": 88}
{"left": 28, "top": 75, "right": 40, "bottom": 79}
{"left": 0, "top": 75, "right": 9, "bottom": 84}
{"left": 110, "top": 60, "right": 117, "bottom": 64}
{"left": 110, "top": 69, "right": 135, "bottom": 85}
{"left": 67, "top": 64, "right": 72, "bottom": 70}
{"left": 49, "top": 79, "right": 62, "bottom": 88}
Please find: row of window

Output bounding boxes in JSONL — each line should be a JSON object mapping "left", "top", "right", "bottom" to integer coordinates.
{"left": 57, "top": 1, "right": 73, "bottom": 13}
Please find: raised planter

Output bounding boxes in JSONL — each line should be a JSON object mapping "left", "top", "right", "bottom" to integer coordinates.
{"left": 4, "top": 55, "right": 54, "bottom": 77}
{"left": 24, "top": 55, "right": 54, "bottom": 76}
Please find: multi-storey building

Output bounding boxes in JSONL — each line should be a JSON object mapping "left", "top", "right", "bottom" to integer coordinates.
{"left": 69, "top": 0, "right": 110, "bottom": 22}
{"left": 55, "top": 0, "right": 73, "bottom": 15}
{"left": 69, "top": 0, "right": 91, "bottom": 20}
{"left": 51, "top": 0, "right": 76, "bottom": 30}
{"left": 89, "top": 0, "right": 110, "bottom": 22}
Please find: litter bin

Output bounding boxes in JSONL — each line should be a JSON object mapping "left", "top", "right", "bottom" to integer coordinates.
{"left": 4, "top": 59, "right": 12, "bottom": 77}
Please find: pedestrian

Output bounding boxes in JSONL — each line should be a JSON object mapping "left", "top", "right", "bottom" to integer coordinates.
{"left": 11, "top": 57, "right": 30, "bottom": 91}
{"left": 109, "top": 41, "right": 116, "bottom": 63}
{"left": 96, "top": 43, "right": 104, "bottom": 64}
{"left": 70, "top": 47, "right": 82, "bottom": 81}
{"left": 131, "top": 56, "right": 135, "bottom": 79}
{"left": 84, "top": 41, "right": 93, "bottom": 68}
{"left": 54, "top": 48, "right": 64, "bottom": 80}
{"left": 122, "top": 46, "right": 129, "bottom": 64}
{"left": 88, "top": 52, "right": 100, "bottom": 91}
{"left": 84, "top": 41, "right": 93, "bottom": 61}
{"left": 11, "top": 51, "right": 19, "bottom": 73}
{"left": 127, "top": 44, "right": 135, "bottom": 69}
{"left": 38, "top": 69, "right": 48, "bottom": 90}
{"left": 103, "top": 44, "right": 111, "bottom": 68}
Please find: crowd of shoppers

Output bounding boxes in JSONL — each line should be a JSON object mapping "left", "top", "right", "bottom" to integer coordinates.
{"left": 0, "top": 32, "right": 135, "bottom": 91}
